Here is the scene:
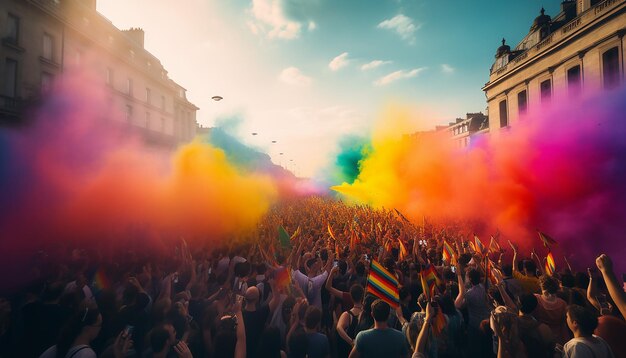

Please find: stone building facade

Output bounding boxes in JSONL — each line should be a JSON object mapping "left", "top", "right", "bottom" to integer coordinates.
{"left": 483, "top": 0, "right": 626, "bottom": 132}
{"left": 0, "top": 0, "right": 198, "bottom": 146}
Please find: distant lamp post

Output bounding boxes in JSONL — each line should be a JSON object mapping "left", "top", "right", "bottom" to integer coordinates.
{"left": 211, "top": 96, "right": 223, "bottom": 101}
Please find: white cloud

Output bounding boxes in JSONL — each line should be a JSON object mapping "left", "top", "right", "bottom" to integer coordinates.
{"left": 329, "top": 52, "right": 350, "bottom": 71}
{"left": 377, "top": 14, "right": 420, "bottom": 43}
{"left": 308, "top": 21, "right": 317, "bottom": 31}
{"left": 441, "top": 64, "right": 455, "bottom": 74}
{"left": 249, "top": 0, "right": 301, "bottom": 39}
{"left": 279, "top": 67, "right": 312, "bottom": 86}
{"left": 361, "top": 60, "right": 392, "bottom": 71}
{"left": 374, "top": 67, "right": 426, "bottom": 86}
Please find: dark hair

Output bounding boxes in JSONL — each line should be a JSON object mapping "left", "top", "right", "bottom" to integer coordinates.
{"left": 350, "top": 284, "right": 365, "bottom": 303}
{"left": 458, "top": 253, "right": 472, "bottom": 266}
{"left": 519, "top": 293, "right": 538, "bottom": 314}
{"left": 523, "top": 260, "right": 537, "bottom": 275}
{"left": 539, "top": 275, "right": 559, "bottom": 294}
{"left": 257, "top": 327, "right": 282, "bottom": 358}
{"left": 306, "top": 258, "right": 317, "bottom": 270}
{"left": 560, "top": 273, "right": 575, "bottom": 288}
{"left": 56, "top": 306, "right": 100, "bottom": 358}
{"left": 256, "top": 263, "right": 267, "bottom": 275}
{"left": 468, "top": 269, "right": 481, "bottom": 286}
{"left": 439, "top": 295, "right": 457, "bottom": 316}
{"left": 371, "top": 299, "right": 390, "bottom": 322}
{"left": 149, "top": 324, "right": 172, "bottom": 353}
{"left": 304, "top": 306, "right": 322, "bottom": 330}
{"left": 338, "top": 260, "right": 348, "bottom": 275}
{"left": 214, "top": 320, "right": 237, "bottom": 358}
{"left": 287, "top": 329, "right": 309, "bottom": 358}
{"left": 355, "top": 262, "right": 366, "bottom": 276}
{"left": 320, "top": 248, "right": 328, "bottom": 262}
{"left": 42, "top": 282, "right": 64, "bottom": 302}
{"left": 567, "top": 305, "right": 598, "bottom": 336}
{"left": 234, "top": 261, "right": 251, "bottom": 278}
{"left": 575, "top": 272, "right": 590, "bottom": 290}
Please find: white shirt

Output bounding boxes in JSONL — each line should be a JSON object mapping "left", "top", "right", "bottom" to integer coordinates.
{"left": 40, "top": 345, "right": 96, "bottom": 358}
{"left": 292, "top": 270, "right": 328, "bottom": 309}
{"left": 563, "top": 335, "right": 614, "bottom": 358}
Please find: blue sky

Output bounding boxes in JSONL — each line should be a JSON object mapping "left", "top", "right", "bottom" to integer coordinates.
{"left": 97, "top": 0, "right": 562, "bottom": 177}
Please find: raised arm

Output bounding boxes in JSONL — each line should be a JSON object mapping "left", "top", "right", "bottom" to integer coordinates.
{"left": 493, "top": 268, "right": 517, "bottom": 312}
{"left": 414, "top": 302, "right": 434, "bottom": 356}
{"left": 454, "top": 268, "right": 466, "bottom": 309}
{"left": 509, "top": 241, "right": 518, "bottom": 273}
{"left": 586, "top": 268, "right": 601, "bottom": 312}
{"left": 325, "top": 266, "right": 344, "bottom": 298}
{"left": 234, "top": 300, "right": 246, "bottom": 358}
{"left": 323, "top": 251, "right": 335, "bottom": 274}
{"left": 596, "top": 254, "right": 626, "bottom": 318}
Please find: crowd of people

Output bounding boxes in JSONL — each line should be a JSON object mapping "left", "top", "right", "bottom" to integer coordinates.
{"left": 0, "top": 196, "right": 625, "bottom": 358}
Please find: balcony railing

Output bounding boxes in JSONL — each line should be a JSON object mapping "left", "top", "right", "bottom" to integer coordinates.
{"left": 489, "top": 0, "right": 625, "bottom": 78}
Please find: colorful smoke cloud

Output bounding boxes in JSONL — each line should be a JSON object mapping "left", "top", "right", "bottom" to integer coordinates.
{"left": 332, "top": 88, "right": 626, "bottom": 273}
{"left": 0, "top": 72, "right": 278, "bottom": 290}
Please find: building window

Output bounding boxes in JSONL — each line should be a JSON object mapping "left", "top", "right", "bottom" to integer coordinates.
{"left": 540, "top": 79, "right": 551, "bottom": 104}
{"left": 126, "top": 78, "right": 133, "bottom": 96}
{"left": 517, "top": 90, "right": 527, "bottom": 115}
{"left": 146, "top": 88, "right": 151, "bottom": 104}
{"left": 3, "top": 59, "right": 17, "bottom": 98}
{"left": 602, "top": 47, "right": 620, "bottom": 90}
{"left": 145, "top": 112, "right": 150, "bottom": 128}
{"left": 42, "top": 33, "right": 53, "bottom": 60}
{"left": 41, "top": 72, "right": 53, "bottom": 93}
{"left": 106, "top": 68, "right": 113, "bottom": 86}
{"left": 499, "top": 99, "right": 508, "bottom": 128}
{"left": 5, "top": 14, "right": 19, "bottom": 45}
{"left": 567, "top": 65, "right": 582, "bottom": 96}
{"left": 126, "top": 105, "right": 132, "bottom": 123}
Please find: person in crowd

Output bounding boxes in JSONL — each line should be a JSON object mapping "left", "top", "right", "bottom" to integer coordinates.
{"left": 349, "top": 299, "right": 409, "bottom": 358}
{"left": 455, "top": 267, "right": 491, "bottom": 357}
{"left": 303, "top": 306, "right": 330, "bottom": 358}
{"left": 517, "top": 293, "right": 556, "bottom": 358}
{"left": 39, "top": 306, "right": 102, "bottom": 358}
{"left": 336, "top": 284, "right": 364, "bottom": 358}
{"left": 509, "top": 243, "right": 541, "bottom": 294}
{"left": 533, "top": 275, "right": 570, "bottom": 345}
{"left": 564, "top": 305, "right": 614, "bottom": 358}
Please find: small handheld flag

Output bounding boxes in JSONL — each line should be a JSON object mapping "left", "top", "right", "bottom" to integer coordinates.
{"left": 538, "top": 231, "right": 557, "bottom": 249}
{"left": 278, "top": 226, "right": 291, "bottom": 249}
{"left": 545, "top": 252, "right": 556, "bottom": 276}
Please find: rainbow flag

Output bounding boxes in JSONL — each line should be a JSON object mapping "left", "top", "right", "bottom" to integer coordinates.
{"left": 421, "top": 264, "right": 440, "bottom": 299}
{"left": 545, "top": 252, "right": 556, "bottom": 276}
{"left": 275, "top": 266, "right": 291, "bottom": 290}
{"left": 488, "top": 236, "right": 501, "bottom": 254}
{"left": 442, "top": 241, "right": 455, "bottom": 264}
{"left": 398, "top": 239, "right": 408, "bottom": 261}
{"left": 474, "top": 234, "right": 486, "bottom": 254}
{"left": 366, "top": 260, "right": 400, "bottom": 308}
{"left": 92, "top": 268, "right": 112, "bottom": 293}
